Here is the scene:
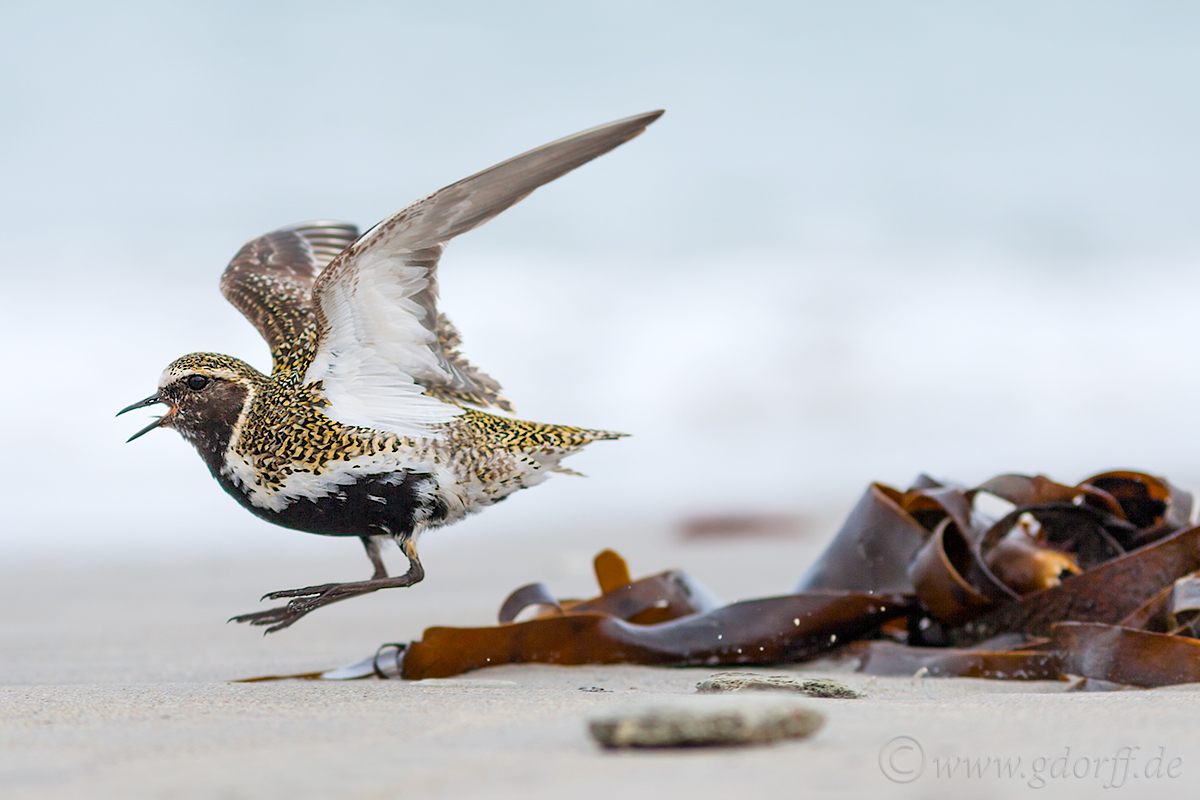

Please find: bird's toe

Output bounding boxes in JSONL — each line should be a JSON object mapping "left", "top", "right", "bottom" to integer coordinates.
{"left": 261, "top": 582, "right": 342, "bottom": 601}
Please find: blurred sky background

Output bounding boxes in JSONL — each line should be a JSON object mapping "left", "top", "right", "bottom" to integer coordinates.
{"left": 2, "top": 1, "right": 1200, "bottom": 560}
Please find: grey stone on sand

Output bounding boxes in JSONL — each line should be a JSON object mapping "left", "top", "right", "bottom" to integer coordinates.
{"left": 588, "top": 696, "right": 825, "bottom": 748}
{"left": 696, "top": 671, "right": 864, "bottom": 698}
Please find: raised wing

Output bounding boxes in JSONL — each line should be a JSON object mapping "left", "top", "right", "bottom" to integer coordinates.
{"left": 220, "top": 222, "right": 360, "bottom": 371}
{"left": 305, "top": 110, "right": 664, "bottom": 436}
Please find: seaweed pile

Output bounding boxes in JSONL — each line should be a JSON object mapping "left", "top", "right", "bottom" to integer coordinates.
{"left": 261, "top": 471, "right": 1200, "bottom": 688}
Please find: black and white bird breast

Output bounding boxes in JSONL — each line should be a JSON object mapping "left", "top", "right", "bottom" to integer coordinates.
{"left": 218, "top": 470, "right": 450, "bottom": 539}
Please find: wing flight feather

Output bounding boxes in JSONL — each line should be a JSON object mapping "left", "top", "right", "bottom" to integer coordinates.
{"left": 304, "top": 111, "right": 664, "bottom": 435}
{"left": 219, "top": 221, "right": 359, "bottom": 371}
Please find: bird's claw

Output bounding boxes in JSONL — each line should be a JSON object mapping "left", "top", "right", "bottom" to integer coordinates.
{"left": 228, "top": 603, "right": 305, "bottom": 634}
{"left": 232, "top": 584, "right": 358, "bottom": 633}
{"left": 233, "top": 570, "right": 422, "bottom": 633}
{"left": 230, "top": 597, "right": 325, "bottom": 633}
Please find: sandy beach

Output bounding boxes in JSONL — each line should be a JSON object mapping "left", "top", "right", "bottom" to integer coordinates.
{"left": 2, "top": 525, "right": 1198, "bottom": 800}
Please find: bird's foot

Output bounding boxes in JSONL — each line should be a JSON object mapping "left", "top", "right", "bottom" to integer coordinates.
{"left": 229, "top": 570, "right": 424, "bottom": 634}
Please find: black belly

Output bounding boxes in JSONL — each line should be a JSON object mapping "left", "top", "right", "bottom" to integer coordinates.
{"left": 217, "top": 471, "right": 448, "bottom": 539}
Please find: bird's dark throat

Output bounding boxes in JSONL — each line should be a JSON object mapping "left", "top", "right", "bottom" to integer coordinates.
{"left": 172, "top": 381, "right": 250, "bottom": 475}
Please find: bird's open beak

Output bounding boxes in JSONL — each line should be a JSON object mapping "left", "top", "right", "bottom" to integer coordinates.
{"left": 117, "top": 394, "right": 175, "bottom": 442}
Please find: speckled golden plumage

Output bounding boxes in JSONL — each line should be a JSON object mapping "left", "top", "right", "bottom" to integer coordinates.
{"left": 164, "top": 352, "right": 618, "bottom": 496}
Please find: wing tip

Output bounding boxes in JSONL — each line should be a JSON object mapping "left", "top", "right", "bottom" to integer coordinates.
{"left": 591, "top": 429, "right": 629, "bottom": 441}
{"left": 605, "top": 109, "right": 665, "bottom": 140}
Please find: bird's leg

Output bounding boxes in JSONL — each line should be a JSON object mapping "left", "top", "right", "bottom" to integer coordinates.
{"left": 230, "top": 538, "right": 425, "bottom": 634}
{"left": 362, "top": 535, "right": 389, "bottom": 580}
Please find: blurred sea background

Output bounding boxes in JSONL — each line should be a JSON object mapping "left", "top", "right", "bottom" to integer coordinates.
{"left": 2, "top": 1, "right": 1200, "bottom": 565}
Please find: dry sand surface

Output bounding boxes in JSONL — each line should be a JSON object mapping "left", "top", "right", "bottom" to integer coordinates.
{"left": 2, "top": 524, "right": 1199, "bottom": 799}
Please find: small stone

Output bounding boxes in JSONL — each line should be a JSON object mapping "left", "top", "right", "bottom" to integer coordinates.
{"left": 796, "top": 678, "right": 864, "bottom": 699}
{"left": 589, "top": 696, "right": 825, "bottom": 748}
{"left": 696, "top": 672, "right": 864, "bottom": 699}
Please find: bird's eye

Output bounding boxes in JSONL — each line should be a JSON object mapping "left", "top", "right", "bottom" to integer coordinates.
{"left": 185, "top": 375, "right": 210, "bottom": 391}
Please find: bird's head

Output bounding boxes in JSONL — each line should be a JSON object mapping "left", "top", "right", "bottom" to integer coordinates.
{"left": 118, "top": 353, "right": 267, "bottom": 451}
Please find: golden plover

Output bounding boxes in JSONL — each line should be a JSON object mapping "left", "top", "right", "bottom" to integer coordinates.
{"left": 119, "top": 111, "right": 662, "bottom": 631}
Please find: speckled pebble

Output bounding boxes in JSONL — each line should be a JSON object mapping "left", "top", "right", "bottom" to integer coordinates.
{"left": 695, "top": 672, "right": 864, "bottom": 698}
{"left": 588, "top": 696, "right": 825, "bottom": 748}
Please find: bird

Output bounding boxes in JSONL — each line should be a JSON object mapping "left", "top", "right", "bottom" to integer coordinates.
{"left": 118, "top": 110, "right": 663, "bottom": 632}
